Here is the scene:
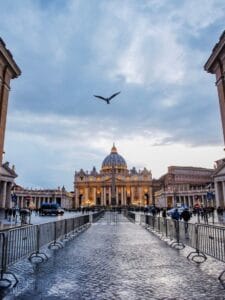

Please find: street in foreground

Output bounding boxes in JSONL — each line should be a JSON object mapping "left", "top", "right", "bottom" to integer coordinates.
{"left": 1, "top": 212, "right": 225, "bottom": 300}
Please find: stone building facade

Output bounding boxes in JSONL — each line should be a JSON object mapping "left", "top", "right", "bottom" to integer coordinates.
{"left": 154, "top": 166, "right": 214, "bottom": 208}
{"left": 12, "top": 185, "right": 74, "bottom": 209}
{"left": 205, "top": 30, "right": 225, "bottom": 208}
{"left": 0, "top": 38, "right": 21, "bottom": 209}
{"left": 205, "top": 30, "right": 225, "bottom": 143}
{"left": 74, "top": 145, "right": 152, "bottom": 208}
{"left": 213, "top": 158, "right": 225, "bottom": 208}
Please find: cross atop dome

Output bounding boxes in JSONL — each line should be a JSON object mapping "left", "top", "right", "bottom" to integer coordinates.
{"left": 111, "top": 143, "right": 117, "bottom": 153}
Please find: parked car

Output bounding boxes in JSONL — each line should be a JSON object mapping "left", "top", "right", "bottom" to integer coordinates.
{"left": 167, "top": 206, "right": 188, "bottom": 217}
{"left": 40, "top": 203, "right": 64, "bottom": 216}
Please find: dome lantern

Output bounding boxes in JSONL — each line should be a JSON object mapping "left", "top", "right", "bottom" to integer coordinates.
{"left": 111, "top": 143, "right": 117, "bottom": 154}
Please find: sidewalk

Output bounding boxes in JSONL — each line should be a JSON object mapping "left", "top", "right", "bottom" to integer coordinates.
{"left": 1, "top": 212, "right": 224, "bottom": 299}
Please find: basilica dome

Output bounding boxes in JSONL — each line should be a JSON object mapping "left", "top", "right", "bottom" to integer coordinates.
{"left": 101, "top": 145, "right": 127, "bottom": 172}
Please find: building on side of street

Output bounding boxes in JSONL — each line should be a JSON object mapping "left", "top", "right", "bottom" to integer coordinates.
{"left": 0, "top": 38, "right": 21, "bottom": 209}
{"left": 205, "top": 30, "right": 225, "bottom": 208}
{"left": 12, "top": 185, "right": 74, "bottom": 209}
{"left": 213, "top": 158, "right": 225, "bottom": 208}
{"left": 74, "top": 145, "right": 152, "bottom": 208}
{"left": 154, "top": 166, "right": 215, "bottom": 208}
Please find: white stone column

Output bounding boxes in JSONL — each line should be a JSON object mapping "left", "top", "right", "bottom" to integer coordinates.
{"left": 75, "top": 188, "right": 79, "bottom": 208}
{"left": 37, "top": 197, "right": 40, "bottom": 208}
{"left": 124, "top": 189, "right": 127, "bottom": 206}
{"left": 125, "top": 188, "right": 128, "bottom": 205}
{"left": 121, "top": 187, "right": 124, "bottom": 205}
{"left": 103, "top": 187, "right": 106, "bottom": 206}
{"left": 131, "top": 187, "right": 134, "bottom": 204}
{"left": 7, "top": 182, "right": 13, "bottom": 208}
{"left": 187, "top": 196, "right": 191, "bottom": 208}
{"left": 215, "top": 181, "right": 220, "bottom": 208}
{"left": 109, "top": 187, "right": 111, "bottom": 205}
{"left": 116, "top": 187, "right": 119, "bottom": 205}
{"left": 100, "top": 187, "right": 103, "bottom": 205}
{"left": 138, "top": 187, "right": 142, "bottom": 205}
{"left": 1, "top": 181, "right": 7, "bottom": 208}
{"left": 93, "top": 187, "right": 96, "bottom": 205}
{"left": 85, "top": 188, "right": 88, "bottom": 202}
{"left": 222, "top": 181, "right": 225, "bottom": 208}
{"left": 21, "top": 196, "right": 24, "bottom": 208}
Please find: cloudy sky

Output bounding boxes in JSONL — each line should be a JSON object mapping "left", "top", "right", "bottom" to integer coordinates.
{"left": 1, "top": 0, "right": 225, "bottom": 190}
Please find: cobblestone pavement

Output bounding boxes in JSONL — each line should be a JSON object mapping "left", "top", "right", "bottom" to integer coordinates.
{"left": 1, "top": 212, "right": 225, "bottom": 299}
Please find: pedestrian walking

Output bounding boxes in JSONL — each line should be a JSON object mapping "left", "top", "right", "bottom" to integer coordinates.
{"left": 162, "top": 208, "right": 167, "bottom": 226}
{"left": 8, "top": 208, "right": 12, "bottom": 222}
{"left": 203, "top": 208, "right": 208, "bottom": 224}
{"left": 162, "top": 208, "right": 167, "bottom": 218}
{"left": 171, "top": 208, "right": 180, "bottom": 221}
{"left": 151, "top": 205, "right": 156, "bottom": 216}
{"left": 171, "top": 208, "right": 180, "bottom": 240}
{"left": 12, "top": 208, "right": 16, "bottom": 221}
{"left": 217, "top": 206, "right": 223, "bottom": 223}
{"left": 4, "top": 208, "right": 8, "bottom": 219}
{"left": 180, "top": 208, "right": 191, "bottom": 234}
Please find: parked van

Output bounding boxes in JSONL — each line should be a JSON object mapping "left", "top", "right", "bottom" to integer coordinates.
{"left": 40, "top": 203, "right": 64, "bottom": 216}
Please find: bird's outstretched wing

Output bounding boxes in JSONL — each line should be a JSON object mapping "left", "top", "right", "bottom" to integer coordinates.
{"left": 109, "top": 91, "right": 121, "bottom": 100}
{"left": 94, "top": 95, "right": 107, "bottom": 101}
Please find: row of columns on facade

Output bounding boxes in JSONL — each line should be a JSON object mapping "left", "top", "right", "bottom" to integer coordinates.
{"left": 18, "top": 196, "right": 73, "bottom": 209}
{"left": 75, "top": 186, "right": 150, "bottom": 207}
{"left": 174, "top": 194, "right": 214, "bottom": 207}
{"left": 215, "top": 181, "right": 225, "bottom": 208}
{"left": 15, "top": 196, "right": 59, "bottom": 209}
{"left": 0, "top": 181, "right": 13, "bottom": 208}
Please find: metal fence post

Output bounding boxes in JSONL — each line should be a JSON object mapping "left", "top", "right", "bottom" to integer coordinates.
{"left": 165, "top": 219, "right": 168, "bottom": 237}
{"left": 187, "top": 224, "right": 207, "bottom": 263}
{"left": 0, "top": 232, "right": 18, "bottom": 288}
{"left": 29, "top": 225, "right": 48, "bottom": 262}
{"left": 48, "top": 221, "right": 63, "bottom": 249}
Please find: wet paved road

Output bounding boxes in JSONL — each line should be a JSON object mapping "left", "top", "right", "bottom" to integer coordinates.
{"left": 0, "top": 211, "right": 86, "bottom": 229}
{"left": 1, "top": 212, "right": 225, "bottom": 299}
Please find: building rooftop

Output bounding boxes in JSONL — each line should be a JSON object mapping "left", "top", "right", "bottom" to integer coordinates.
{"left": 0, "top": 37, "right": 21, "bottom": 78}
{"left": 204, "top": 30, "right": 225, "bottom": 73}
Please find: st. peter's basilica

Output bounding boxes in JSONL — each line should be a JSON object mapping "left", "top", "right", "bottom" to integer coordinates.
{"left": 74, "top": 145, "right": 152, "bottom": 207}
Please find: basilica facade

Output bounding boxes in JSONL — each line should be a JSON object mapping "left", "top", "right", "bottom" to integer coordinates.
{"left": 74, "top": 145, "right": 152, "bottom": 207}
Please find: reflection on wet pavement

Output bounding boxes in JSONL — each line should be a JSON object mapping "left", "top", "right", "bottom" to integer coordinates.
{"left": 1, "top": 212, "right": 225, "bottom": 299}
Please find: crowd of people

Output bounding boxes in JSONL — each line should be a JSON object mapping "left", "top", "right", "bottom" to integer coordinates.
{"left": 2, "top": 204, "right": 225, "bottom": 226}
{"left": 143, "top": 204, "right": 224, "bottom": 225}
{"left": 4, "top": 207, "right": 31, "bottom": 224}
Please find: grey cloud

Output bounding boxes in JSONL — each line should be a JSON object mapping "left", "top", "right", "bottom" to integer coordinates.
{"left": 1, "top": 0, "right": 225, "bottom": 189}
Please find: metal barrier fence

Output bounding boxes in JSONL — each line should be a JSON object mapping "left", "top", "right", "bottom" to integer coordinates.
{"left": 124, "top": 210, "right": 136, "bottom": 222}
{"left": 92, "top": 210, "right": 105, "bottom": 223}
{"left": 0, "top": 233, "right": 4, "bottom": 273}
{"left": 141, "top": 215, "right": 225, "bottom": 282}
{"left": 197, "top": 224, "right": 225, "bottom": 264}
{"left": 6, "top": 226, "right": 38, "bottom": 266}
{"left": 0, "top": 214, "right": 91, "bottom": 288}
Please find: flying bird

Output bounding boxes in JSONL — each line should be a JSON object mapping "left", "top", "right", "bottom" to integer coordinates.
{"left": 94, "top": 91, "right": 121, "bottom": 104}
